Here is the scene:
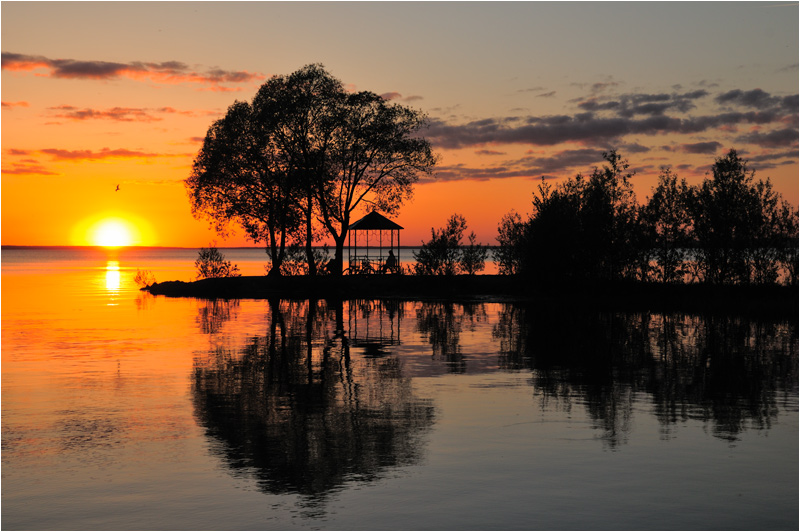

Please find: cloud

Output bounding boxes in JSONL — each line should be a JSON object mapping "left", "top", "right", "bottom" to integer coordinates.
{"left": 475, "top": 149, "right": 506, "bottom": 156}
{"left": 536, "top": 91, "right": 557, "bottom": 98}
{"left": 680, "top": 141, "right": 723, "bottom": 154}
{"left": 735, "top": 127, "right": 799, "bottom": 148}
{"left": 40, "top": 147, "right": 170, "bottom": 160}
{"left": 2, "top": 101, "right": 29, "bottom": 108}
{"left": 2, "top": 162, "right": 58, "bottom": 175}
{"left": 427, "top": 148, "right": 609, "bottom": 183}
{"left": 716, "top": 88, "right": 779, "bottom": 109}
{"left": 380, "top": 92, "right": 424, "bottom": 103}
{"left": 1, "top": 52, "right": 264, "bottom": 90}
{"left": 577, "top": 90, "right": 708, "bottom": 117}
{"left": 427, "top": 87, "right": 794, "bottom": 150}
{"left": 46, "top": 105, "right": 202, "bottom": 122}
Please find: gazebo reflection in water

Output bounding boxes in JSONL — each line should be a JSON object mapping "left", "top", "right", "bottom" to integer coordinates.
{"left": 347, "top": 211, "right": 403, "bottom": 274}
{"left": 347, "top": 300, "right": 403, "bottom": 357}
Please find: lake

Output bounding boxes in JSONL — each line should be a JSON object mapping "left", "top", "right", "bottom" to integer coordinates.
{"left": 2, "top": 247, "right": 797, "bottom": 530}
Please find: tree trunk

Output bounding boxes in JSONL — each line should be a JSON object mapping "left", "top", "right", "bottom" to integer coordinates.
{"left": 305, "top": 193, "right": 317, "bottom": 276}
{"left": 332, "top": 233, "right": 347, "bottom": 276}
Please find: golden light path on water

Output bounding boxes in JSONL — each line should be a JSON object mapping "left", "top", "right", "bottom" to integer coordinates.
{"left": 105, "top": 261, "right": 121, "bottom": 293}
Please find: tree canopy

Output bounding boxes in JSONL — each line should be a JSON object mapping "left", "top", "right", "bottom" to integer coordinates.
{"left": 186, "top": 64, "right": 437, "bottom": 275}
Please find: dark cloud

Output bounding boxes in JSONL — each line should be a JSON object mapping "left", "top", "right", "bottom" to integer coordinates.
{"left": 427, "top": 148, "right": 608, "bottom": 183}
{"left": 735, "top": 127, "right": 799, "bottom": 148}
{"left": 746, "top": 149, "right": 799, "bottom": 163}
{"left": 680, "top": 141, "right": 723, "bottom": 154}
{"left": 1, "top": 52, "right": 264, "bottom": 90}
{"left": 516, "top": 148, "right": 606, "bottom": 176}
{"left": 715, "top": 88, "right": 779, "bottom": 109}
{"left": 537, "top": 91, "right": 556, "bottom": 98}
{"left": 475, "top": 149, "right": 506, "bottom": 156}
{"left": 577, "top": 90, "right": 708, "bottom": 118}
{"left": 427, "top": 108, "right": 791, "bottom": 150}
{"left": 619, "top": 143, "right": 651, "bottom": 154}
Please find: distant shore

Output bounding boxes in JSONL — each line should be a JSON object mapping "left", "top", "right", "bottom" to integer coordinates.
{"left": 143, "top": 275, "right": 798, "bottom": 316}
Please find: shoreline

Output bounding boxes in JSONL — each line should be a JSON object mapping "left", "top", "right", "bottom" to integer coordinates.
{"left": 143, "top": 275, "right": 798, "bottom": 317}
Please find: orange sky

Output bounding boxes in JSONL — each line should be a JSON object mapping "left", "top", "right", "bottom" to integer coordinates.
{"left": 2, "top": 2, "right": 797, "bottom": 248}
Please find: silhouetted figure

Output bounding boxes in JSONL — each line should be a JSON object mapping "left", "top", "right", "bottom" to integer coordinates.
{"left": 382, "top": 250, "right": 398, "bottom": 274}
{"left": 115, "top": 184, "right": 120, "bottom": 192}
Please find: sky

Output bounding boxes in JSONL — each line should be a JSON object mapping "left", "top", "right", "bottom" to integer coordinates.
{"left": 2, "top": 1, "right": 798, "bottom": 247}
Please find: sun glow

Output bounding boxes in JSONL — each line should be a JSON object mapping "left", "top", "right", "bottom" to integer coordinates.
{"left": 88, "top": 218, "right": 137, "bottom": 247}
{"left": 72, "top": 214, "right": 154, "bottom": 247}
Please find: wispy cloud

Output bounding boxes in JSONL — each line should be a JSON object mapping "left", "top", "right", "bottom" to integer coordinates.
{"left": 1, "top": 52, "right": 265, "bottom": 91}
{"left": 2, "top": 100, "right": 30, "bottom": 108}
{"left": 2, "top": 162, "right": 58, "bottom": 175}
{"left": 680, "top": 141, "right": 723, "bottom": 154}
{"left": 46, "top": 105, "right": 205, "bottom": 122}
{"left": 380, "top": 92, "right": 424, "bottom": 103}
{"left": 38, "top": 147, "right": 194, "bottom": 161}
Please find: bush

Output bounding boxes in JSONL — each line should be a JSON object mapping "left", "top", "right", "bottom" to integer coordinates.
{"left": 268, "top": 244, "right": 330, "bottom": 276}
{"left": 460, "top": 232, "right": 488, "bottom": 275}
{"left": 133, "top": 269, "right": 156, "bottom": 287}
{"left": 413, "top": 214, "right": 487, "bottom": 275}
{"left": 195, "top": 243, "right": 241, "bottom": 279}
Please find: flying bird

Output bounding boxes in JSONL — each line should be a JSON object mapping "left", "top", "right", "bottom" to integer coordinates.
{"left": 115, "top": 184, "right": 120, "bottom": 192}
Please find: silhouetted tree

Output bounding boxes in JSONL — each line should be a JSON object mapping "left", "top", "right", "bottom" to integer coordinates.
{"left": 195, "top": 243, "right": 241, "bottom": 279}
{"left": 413, "top": 214, "right": 468, "bottom": 275}
{"left": 460, "top": 231, "right": 489, "bottom": 275}
{"left": 251, "top": 65, "right": 343, "bottom": 276}
{"left": 186, "top": 101, "right": 300, "bottom": 275}
{"left": 187, "top": 64, "right": 435, "bottom": 277}
{"left": 641, "top": 167, "right": 694, "bottom": 283}
{"left": 507, "top": 150, "right": 642, "bottom": 283}
{"left": 316, "top": 90, "right": 437, "bottom": 275}
{"left": 494, "top": 211, "right": 525, "bottom": 275}
{"left": 690, "top": 149, "right": 796, "bottom": 285}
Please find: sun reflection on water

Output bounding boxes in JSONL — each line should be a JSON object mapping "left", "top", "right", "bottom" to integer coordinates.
{"left": 105, "top": 261, "right": 121, "bottom": 293}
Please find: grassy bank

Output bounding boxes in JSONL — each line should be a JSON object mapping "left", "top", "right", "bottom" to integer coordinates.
{"left": 143, "top": 275, "right": 798, "bottom": 317}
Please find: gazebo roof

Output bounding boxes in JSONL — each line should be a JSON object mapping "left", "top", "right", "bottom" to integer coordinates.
{"left": 348, "top": 211, "right": 404, "bottom": 231}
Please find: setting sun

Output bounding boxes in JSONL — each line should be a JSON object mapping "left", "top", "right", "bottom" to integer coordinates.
{"left": 70, "top": 213, "right": 154, "bottom": 247}
{"left": 86, "top": 218, "right": 136, "bottom": 247}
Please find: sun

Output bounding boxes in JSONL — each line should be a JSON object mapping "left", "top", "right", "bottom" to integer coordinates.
{"left": 89, "top": 218, "right": 136, "bottom": 247}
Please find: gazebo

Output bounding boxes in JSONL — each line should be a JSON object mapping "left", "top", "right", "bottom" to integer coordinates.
{"left": 347, "top": 211, "right": 403, "bottom": 274}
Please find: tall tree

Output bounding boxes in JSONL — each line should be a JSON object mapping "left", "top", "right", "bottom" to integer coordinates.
{"left": 690, "top": 149, "right": 794, "bottom": 285}
{"left": 317, "top": 91, "right": 437, "bottom": 275}
{"left": 641, "top": 167, "right": 694, "bottom": 283}
{"left": 252, "top": 64, "right": 344, "bottom": 275}
{"left": 188, "top": 64, "right": 436, "bottom": 276}
{"left": 185, "top": 101, "right": 300, "bottom": 275}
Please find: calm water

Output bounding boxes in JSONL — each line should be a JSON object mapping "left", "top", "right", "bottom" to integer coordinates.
{"left": 2, "top": 247, "right": 798, "bottom": 530}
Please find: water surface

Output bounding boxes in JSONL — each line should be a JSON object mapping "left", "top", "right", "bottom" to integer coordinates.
{"left": 2, "top": 247, "right": 797, "bottom": 530}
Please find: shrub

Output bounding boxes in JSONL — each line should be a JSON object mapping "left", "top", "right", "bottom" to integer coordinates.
{"left": 460, "top": 232, "right": 488, "bottom": 275}
{"left": 414, "top": 214, "right": 487, "bottom": 275}
{"left": 195, "top": 242, "right": 241, "bottom": 279}
{"left": 268, "top": 244, "right": 330, "bottom": 276}
{"left": 133, "top": 269, "right": 156, "bottom": 287}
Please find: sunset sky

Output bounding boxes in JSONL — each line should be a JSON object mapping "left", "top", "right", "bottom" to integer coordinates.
{"left": 2, "top": 1, "right": 798, "bottom": 247}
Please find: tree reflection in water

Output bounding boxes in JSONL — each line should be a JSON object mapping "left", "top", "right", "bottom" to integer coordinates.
{"left": 492, "top": 304, "right": 798, "bottom": 447}
{"left": 415, "top": 302, "right": 487, "bottom": 373}
{"left": 191, "top": 299, "right": 435, "bottom": 508}
{"left": 190, "top": 297, "right": 796, "bottom": 502}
